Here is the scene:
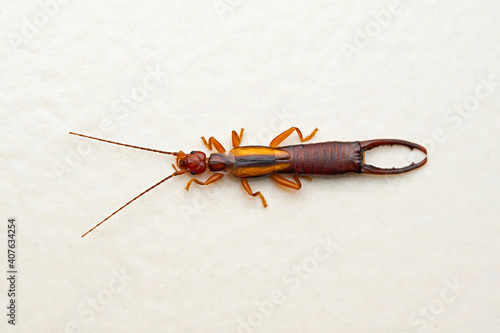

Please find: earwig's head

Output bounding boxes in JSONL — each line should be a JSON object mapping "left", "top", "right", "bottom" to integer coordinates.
{"left": 176, "top": 151, "right": 207, "bottom": 175}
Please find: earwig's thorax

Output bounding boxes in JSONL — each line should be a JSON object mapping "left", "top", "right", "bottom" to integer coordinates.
{"left": 177, "top": 151, "right": 207, "bottom": 175}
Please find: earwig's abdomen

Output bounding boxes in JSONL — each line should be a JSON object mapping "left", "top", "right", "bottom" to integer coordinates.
{"left": 280, "top": 142, "right": 363, "bottom": 175}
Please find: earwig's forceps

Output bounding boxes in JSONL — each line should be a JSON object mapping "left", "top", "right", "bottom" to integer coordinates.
{"left": 359, "top": 139, "right": 428, "bottom": 175}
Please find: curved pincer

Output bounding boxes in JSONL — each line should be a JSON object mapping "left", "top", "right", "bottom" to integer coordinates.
{"left": 359, "top": 139, "right": 427, "bottom": 175}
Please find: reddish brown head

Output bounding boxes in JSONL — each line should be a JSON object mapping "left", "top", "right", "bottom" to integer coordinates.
{"left": 176, "top": 151, "right": 207, "bottom": 175}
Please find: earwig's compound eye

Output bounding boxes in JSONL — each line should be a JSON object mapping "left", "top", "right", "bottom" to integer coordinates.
{"left": 190, "top": 151, "right": 195, "bottom": 154}
{"left": 191, "top": 171, "right": 196, "bottom": 175}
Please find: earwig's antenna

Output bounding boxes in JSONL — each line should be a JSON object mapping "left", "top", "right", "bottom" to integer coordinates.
{"left": 81, "top": 170, "right": 188, "bottom": 237}
{"left": 69, "top": 132, "right": 180, "bottom": 156}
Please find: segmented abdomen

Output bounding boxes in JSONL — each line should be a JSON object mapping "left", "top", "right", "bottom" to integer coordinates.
{"left": 280, "top": 142, "right": 363, "bottom": 175}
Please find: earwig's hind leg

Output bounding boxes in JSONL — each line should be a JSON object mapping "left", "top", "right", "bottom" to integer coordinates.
{"left": 232, "top": 128, "right": 245, "bottom": 148}
{"left": 269, "top": 127, "right": 319, "bottom": 148}
{"left": 298, "top": 175, "right": 313, "bottom": 182}
{"left": 271, "top": 174, "right": 302, "bottom": 190}
{"left": 185, "top": 173, "right": 224, "bottom": 191}
{"left": 201, "top": 137, "right": 226, "bottom": 153}
{"left": 241, "top": 178, "right": 268, "bottom": 207}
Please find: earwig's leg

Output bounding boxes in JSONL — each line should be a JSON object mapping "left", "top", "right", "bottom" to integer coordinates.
{"left": 269, "top": 127, "right": 319, "bottom": 148}
{"left": 241, "top": 178, "right": 268, "bottom": 207}
{"left": 201, "top": 137, "right": 226, "bottom": 153}
{"left": 298, "top": 175, "right": 313, "bottom": 182}
{"left": 232, "top": 128, "right": 245, "bottom": 148}
{"left": 185, "top": 173, "right": 224, "bottom": 191}
{"left": 271, "top": 174, "right": 302, "bottom": 190}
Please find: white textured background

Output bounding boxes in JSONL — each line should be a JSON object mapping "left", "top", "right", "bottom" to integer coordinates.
{"left": 1, "top": 1, "right": 499, "bottom": 332}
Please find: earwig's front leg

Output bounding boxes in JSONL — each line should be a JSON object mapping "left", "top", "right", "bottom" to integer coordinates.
{"left": 270, "top": 174, "right": 302, "bottom": 190}
{"left": 185, "top": 173, "right": 224, "bottom": 191}
{"left": 241, "top": 178, "right": 268, "bottom": 207}
{"left": 232, "top": 128, "right": 245, "bottom": 148}
{"left": 269, "top": 127, "right": 319, "bottom": 148}
{"left": 201, "top": 136, "right": 226, "bottom": 153}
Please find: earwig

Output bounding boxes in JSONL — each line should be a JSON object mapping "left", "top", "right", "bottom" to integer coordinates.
{"left": 70, "top": 127, "right": 427, "bottom": 237}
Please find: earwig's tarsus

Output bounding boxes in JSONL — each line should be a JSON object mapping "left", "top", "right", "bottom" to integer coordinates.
{"left": 232, "top": 128, "right": 245, "bottom": 148}
{"left": 269, "top": 127, "right": 319, "bottom": 148}
{"left": 241, "top": 178, "right": 268, "bottom": 207}
{"left": 201, "top": 136, "right": 226, "bottom": 153}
